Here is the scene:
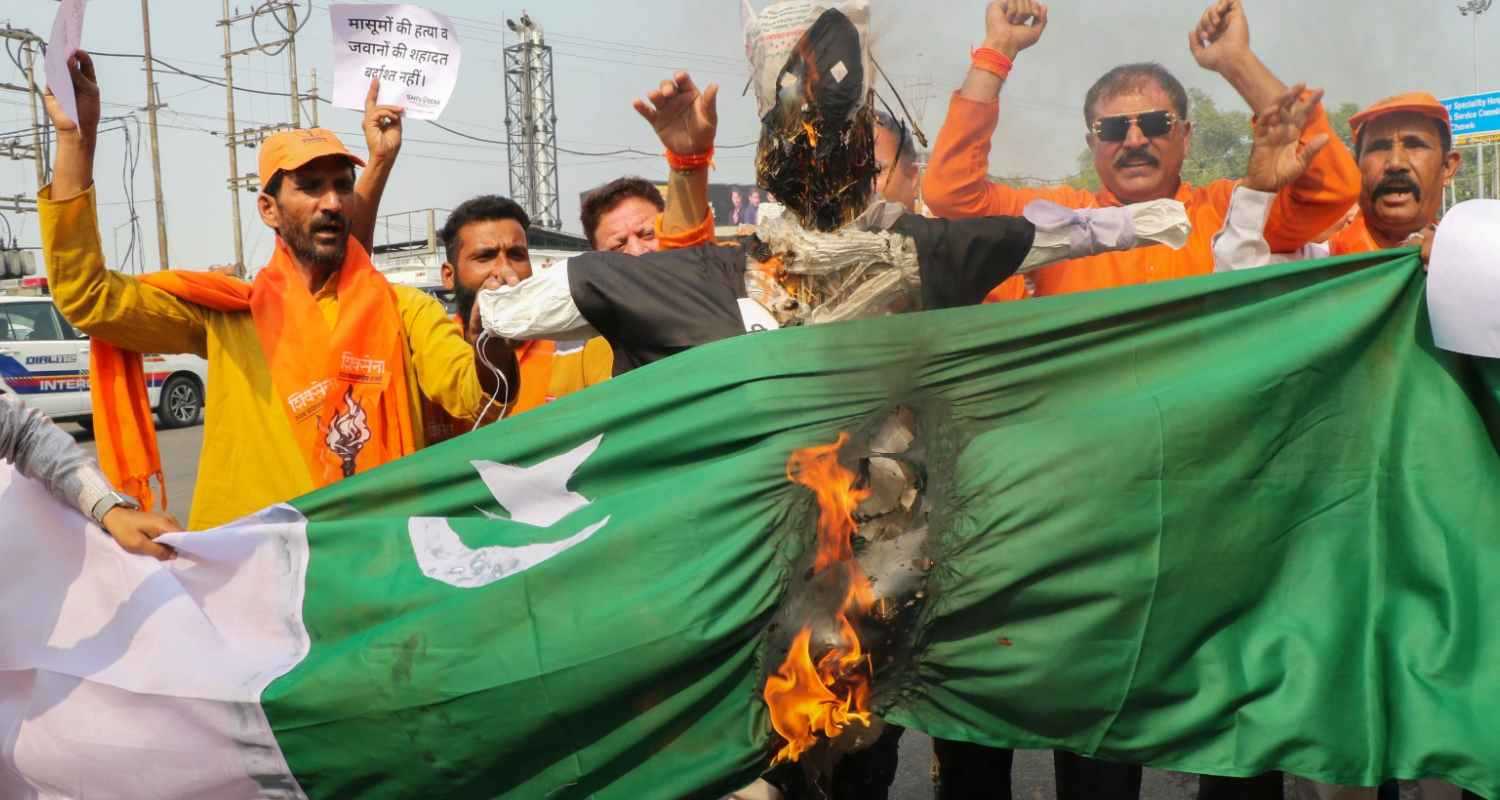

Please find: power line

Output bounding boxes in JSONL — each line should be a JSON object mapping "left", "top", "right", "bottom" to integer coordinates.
{"left": 89, "top": 49, "right": 761, "bottom": 158}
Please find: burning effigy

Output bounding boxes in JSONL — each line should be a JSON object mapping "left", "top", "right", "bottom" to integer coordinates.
{"left": 747, "top": 0, "right": 877, "bottom": 232}
{"left": 478, "top": 7, "right": 1188, "bottom": 374}
{"left": 475, "top": 0, "right": 1188, "bottom": 779}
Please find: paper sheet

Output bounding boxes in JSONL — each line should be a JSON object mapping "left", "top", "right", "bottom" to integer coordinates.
{"left": 43, "top": 0, "right": 86, "bottom": 128}
{"left": 1427, "top": 199, "right": 1500, "bottom": 358}
{"left": 329, "top": 4, "right": 462, "bottom": 121}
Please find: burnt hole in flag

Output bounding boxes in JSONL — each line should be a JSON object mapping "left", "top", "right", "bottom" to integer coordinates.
{"left": 761, "top": 405, "right": 934, "bottom": 781}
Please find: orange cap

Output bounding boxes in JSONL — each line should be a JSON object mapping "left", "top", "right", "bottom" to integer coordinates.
{"left": 1348, "top": 92, "right": 1451, "bottom": 143}
{"left": 257, "top": 128, "right": 366, "bottom": 191}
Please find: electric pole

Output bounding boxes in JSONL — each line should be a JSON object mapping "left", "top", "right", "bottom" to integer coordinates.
{"left": 218, "top": 0, "right": 313, "bottom": 276}
{"left": 310, "top": 68, "right": 320, "bottom": 127}
{"left": 0, "top": 27, "right": 45, "bottom": 215}
{"left": 140, "top": 0, "right": 170, "bottom": 270}
{"left": 285, "top": 1, "right": 301, "bottom": 128}
{"left": 220, "top": 0, "right": 247, "bottom": 274}
{"left": 503, "top": 12, "right": 562, "bottom": 230}
{"left": 23, "top": 37, "right": 46, "bottom": 190}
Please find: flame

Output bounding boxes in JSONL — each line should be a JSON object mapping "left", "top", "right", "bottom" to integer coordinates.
{"left": 785, "top": 433, "right": 870, "bottom": 575}
{"left": 766, "top": 433, "right": 876, "bottom": 764}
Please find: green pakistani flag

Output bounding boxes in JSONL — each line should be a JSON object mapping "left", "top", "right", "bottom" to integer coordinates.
{"left": 3, "top": 249, "right": 1497, "bottom": 799}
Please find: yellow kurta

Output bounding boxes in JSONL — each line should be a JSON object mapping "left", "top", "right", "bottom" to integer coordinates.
{"left": 40, "top": 185, "right": 492, "bottom": 530}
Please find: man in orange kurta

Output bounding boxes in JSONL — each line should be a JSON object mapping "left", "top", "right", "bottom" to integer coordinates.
{"left": 924, "top": 0, "right": 1359, "bottom": 303}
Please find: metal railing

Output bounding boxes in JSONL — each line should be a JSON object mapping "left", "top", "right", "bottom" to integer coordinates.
{"left": 373, "top": 208, "right": 451, "bottom": 254}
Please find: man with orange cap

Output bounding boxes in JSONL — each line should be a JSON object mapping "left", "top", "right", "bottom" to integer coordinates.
{"left": 37, "top": 52, "right": 516, "bottom": 530}
{"left": 1213, "top": 92, "right": 1460, "bottom": 270}
{"left": 1209, "top": 94, "right": 1473, "bottom": 800}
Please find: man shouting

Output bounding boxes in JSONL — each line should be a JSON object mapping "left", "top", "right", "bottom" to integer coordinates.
{"left": 38, "top": 53, "right": 515, "bottom": 530}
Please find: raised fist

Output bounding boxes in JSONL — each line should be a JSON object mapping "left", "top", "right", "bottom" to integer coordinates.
{"left": 983, "top": 0, "right": 1049, "bottom": 60}
{"left": 1189, "top": 0, "right": 1253, "bottom": 74}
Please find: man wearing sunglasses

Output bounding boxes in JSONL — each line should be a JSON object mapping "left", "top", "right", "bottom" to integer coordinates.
{"left": 924, "top": 0, "right": 1359, "bottom": 304}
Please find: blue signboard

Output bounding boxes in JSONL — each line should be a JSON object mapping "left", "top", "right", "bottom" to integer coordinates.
{"left": 1442, "top": 91, "right": 1500, "bottom": 144}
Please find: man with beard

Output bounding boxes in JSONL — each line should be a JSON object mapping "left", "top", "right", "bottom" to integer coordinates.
{"left": 421, "top": 194, "right": 614, "bottom": 443}
{"left": 924, "top": 0, "right": 1359, "bottom": 304}
{"left": 1213, "top": 93, "right": 1460, "bottom": 270}
{"left": 37, "top": 53, "right": 516, "bottom": 530}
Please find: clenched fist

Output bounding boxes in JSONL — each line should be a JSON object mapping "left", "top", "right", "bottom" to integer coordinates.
{"left": 983, "top": 0, "right": 1049, "bottom": 60}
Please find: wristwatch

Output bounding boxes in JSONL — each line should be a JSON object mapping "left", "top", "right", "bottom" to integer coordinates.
{"left": 90, "top": 491, "right": 140, "bottom": 526}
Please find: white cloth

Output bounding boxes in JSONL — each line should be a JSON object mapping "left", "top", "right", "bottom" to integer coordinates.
{"left": 0, "top": 470, "right": 311, "bottom": 799}
{"left": 1427, "top": 199, "right": 1500, "bottom": 358}
{"left": 1019, "top": 198, "right": 1192, "bottom": 272}
{"left": 1211, "top": 185, "right": 1329, "bottom": 272}
{"left": 476, "top": 259, "right": 598, "bottom": 342}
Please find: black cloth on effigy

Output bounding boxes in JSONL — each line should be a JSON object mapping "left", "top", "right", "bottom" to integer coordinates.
{"left": 566, "top": 213, "right": 1037, "bottom": 376}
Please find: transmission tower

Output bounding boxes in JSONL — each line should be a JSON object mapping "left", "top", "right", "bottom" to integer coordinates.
{"left": 218, "top": 0, "right": 313, "bottom": 274}
{"left": 503, "top": 13, "right": 562, "bottom": 230}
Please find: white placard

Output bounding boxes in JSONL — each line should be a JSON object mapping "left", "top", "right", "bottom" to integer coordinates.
{"left": 330, "top": 4, "right": 462, "bottom": 121}
{"left": 1426, "top": 199, "right": 1500, "bottom": 358}
{"left": 44, "top": 0, "right": 87, "bottom": 127}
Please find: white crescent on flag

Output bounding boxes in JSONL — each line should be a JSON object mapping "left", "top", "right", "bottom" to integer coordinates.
{"left": 408, "top": 435, "right": 611, "bottom": 589}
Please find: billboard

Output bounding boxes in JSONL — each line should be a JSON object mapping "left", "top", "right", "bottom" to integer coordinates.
{"left": 1442, "top": 91, "right": 1500, "bottom": 145}
{"left": 579, "top": 181, "right": 779, "bottom": 230}
{"left": 707, "top": 184, "right": 775, "bottom": 227}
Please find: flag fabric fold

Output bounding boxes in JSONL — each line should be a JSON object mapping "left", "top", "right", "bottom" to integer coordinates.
{"left": 2, "top": 249, "right": 1498, "bottom": 799}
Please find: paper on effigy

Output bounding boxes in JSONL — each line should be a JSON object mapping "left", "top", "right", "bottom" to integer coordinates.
{"left": 1018, "top": 199, "right": 1191, "bottom": 272}
{"left": 743, "top": 0, "right": 871, "bottom": 119}
{"left": 44, "top": 0, "right": 86, "bottom": 127}
{"left": 330, "top": 4, "right": 461, "bottom": 121}
{"left": 1427, "top": 199, "right": 1500, "bottom": 358}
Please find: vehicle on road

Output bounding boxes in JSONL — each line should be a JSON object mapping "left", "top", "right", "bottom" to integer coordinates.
{"left": 0, "top": 295, "right": 208, "bottom": 430}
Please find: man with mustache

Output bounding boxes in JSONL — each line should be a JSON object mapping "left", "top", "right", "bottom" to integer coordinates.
{"left": 924, "top": 0, "right": 1359, "bottom": 303}
{"left": 1213, "top": 108, "right": 1475, "bottom": 800}
{"left": 37, "top": 53, "right": 516, "bottom": 530}
{"left": 921, "top": 2, "right": 1356, "bottom": 796}
{"left": 1214, "top": 93, "right": 1459, "bottom": 270}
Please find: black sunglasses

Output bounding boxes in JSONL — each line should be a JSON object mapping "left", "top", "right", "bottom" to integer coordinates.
{"left": 1091, "top": 110, "right": 1178, "bottom": 143}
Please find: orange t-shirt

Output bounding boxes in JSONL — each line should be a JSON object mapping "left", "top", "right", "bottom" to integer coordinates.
{"left": 1328, "top": 214, "right": 1381, "bottom": 256}
{"left": 923, "top": 93, "right": 1361, "bottom": 302}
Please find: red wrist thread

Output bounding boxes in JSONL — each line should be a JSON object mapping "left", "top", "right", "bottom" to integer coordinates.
{"left": 666, "top": 148, "right": 714, "bottom": 172}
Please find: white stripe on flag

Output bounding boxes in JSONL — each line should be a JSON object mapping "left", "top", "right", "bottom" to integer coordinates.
{"left": 0, "top": 464, "right": 310, "bottom": 799}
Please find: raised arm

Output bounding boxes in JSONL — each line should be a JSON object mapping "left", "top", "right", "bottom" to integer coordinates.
{"left": 924, "top": 2, "right": 1092, "bottom": 218}
{"left": 634, "top": 72, "right": 717, "bottom": 249}
{"left": 351, "top": 78, "right": 404, "bottom": 254}
{"left": 1213, "top": 86, "right": 1335, "bottom": 270}
{"left": 1189, "top": 0, "right": 1359, "bottom": 250}
{"left": 42, "top": 52, "right": 205, "bottom": 356}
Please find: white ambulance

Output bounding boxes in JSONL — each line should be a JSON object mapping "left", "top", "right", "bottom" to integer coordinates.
{"left": 0, "top": 289, "right": 208, "bottom": 430}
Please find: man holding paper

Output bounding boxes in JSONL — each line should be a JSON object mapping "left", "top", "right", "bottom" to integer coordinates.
{"left": 37, "top": 53, "right": 516, "bottom": 530}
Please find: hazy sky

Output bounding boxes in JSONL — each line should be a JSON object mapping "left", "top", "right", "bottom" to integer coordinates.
{"left": 1, "top": 0, "right": 1495, "bottom": 270}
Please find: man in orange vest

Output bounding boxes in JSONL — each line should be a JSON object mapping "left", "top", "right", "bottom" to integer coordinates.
{"left": 1213, "top": 93, "right": 1460, "bottom": 270}
{"left": 924, "top": 0, "right": 1360, "bottom": 303}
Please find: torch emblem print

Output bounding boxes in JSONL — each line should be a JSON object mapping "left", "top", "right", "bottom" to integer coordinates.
{"left": 325, "top": 387, "right": 373, "bottom": 478}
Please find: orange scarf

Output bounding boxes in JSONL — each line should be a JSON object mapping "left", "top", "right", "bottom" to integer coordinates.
{"left": 92, "top": 238, "right": 417, "bottom": 510}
